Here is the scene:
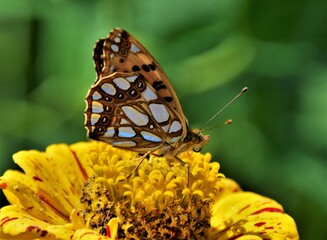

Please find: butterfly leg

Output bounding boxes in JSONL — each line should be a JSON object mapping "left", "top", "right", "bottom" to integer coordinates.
{"left": 174, "top": 156, "right": 190, "bottom": 188}
{"left": 126, "top": 151, "right": 151, "bottom": 179}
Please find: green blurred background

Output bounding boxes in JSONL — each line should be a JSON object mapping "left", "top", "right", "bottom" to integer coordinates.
{"left": 1, "top": 0, "right": 326, "bottom": 239}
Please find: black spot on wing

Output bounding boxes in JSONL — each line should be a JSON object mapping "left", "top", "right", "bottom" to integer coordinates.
{"left": 152, "top": 80, "right": 167, "bottom": 91}
{"left": 128, "top": 88, "right": 138, "bottom": 98}
{"left": 164, "top": 96, "right": 173, "bottom": 102}
{"left": 142, "top": 64, "right": 150, "bottom": 72}
{"left": 93, "top": 39, "right": 105, "bottom": 74}
{"left": 119, "top": 48, "right": 127, "bottom": 56}
{"left": 148, "top": 64, "right": 156, "bottom": 70}
{"left": 132, "top": 65, "right": 140, "bottom": 72}
{"left": 117, "top": 92, "right": 125, "bottom": 100}
{"left": 104, "top": 106, "right": 112, "bottom": 112}
{"left": 121, "top": 30, "right": 129, "bottom": 39}
{"left": 101, "top": 116, "right": 110, "bottom": 124}
{"left": 104, "top": 96, "right": 113, "bottom": 102}
{"left": 135, "top": 78, "right": 146, "bottom": 91}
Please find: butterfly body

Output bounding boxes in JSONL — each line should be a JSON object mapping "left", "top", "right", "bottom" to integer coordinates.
{"left": 85, "top": 28, "right": 209, "bottom": 158}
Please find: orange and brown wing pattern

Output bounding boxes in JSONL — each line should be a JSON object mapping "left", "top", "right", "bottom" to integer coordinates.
{"left": 85, "top": 71, "right": 186, "bottom": 153}
{"left": 93, "top": 28, "right": 186, "bottom": 121}
{"left": 85, "top": 28, "right": 211, "bottom": 157}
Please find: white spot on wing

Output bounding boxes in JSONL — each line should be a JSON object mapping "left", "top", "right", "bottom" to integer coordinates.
{"left": 169, "top": 120, "right": 182, "bottom": 133}
{"left": 149, "top": 103, "right": 169, "bottom": 123}
{"left": 109, "top": 65, "right": 115, "bottom": 72}
{"left": 113, "top": 77, "right": 131, "bottom": 90}
{"left": 101, "top": 83, "right": 116, "bottom": 95}
{"left": 120, "top": 118, "right": 129, "bottom": 124}
{"left": 122, "top": 106, "right": 149, "bottom": 126}
{"left": 141, "top": 131, "right": 162, "bottom": 142}
{"left": 92, "top": 91, "right": 102, "bottom": 100}
{"left": 113, "top": 141, "right": 137, "bottom": 147}
{"left": 90, "top": 114, "right": 101, "bottom": 125}
{"left": 111, "top": 44, "right": 119, "bottom": 52}
{"left": 130, "top": 43, "right": 140, "bottom": 53}
{"left": 110, "top": 53, "right": 115, "bottom": 59}
{"left": 142, "top": 86, "right": 157, "bottom": 101}
{"left": 170, "top": 136, "right": 181, "bottom": 143}
{"left": 162, "top": 124, "right": 169, "bottom": 133}
{"left": 118, "top": 127, "right": 136, "bottom": 138}
{"left": 126, "top": 75, "right": 137, "bottom": 82}
{"left": 92, "top": 102, "right": 103, "bottom": 113}
{"left": 114, "top": 37, "right": 121, "bottom": 43}
{"left": 104, "top": 127, "right": 115, "bottom": 137}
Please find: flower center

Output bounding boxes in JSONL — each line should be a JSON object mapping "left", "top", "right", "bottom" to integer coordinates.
{"left": 81, "top": 178, "right": 212, "bottom": 239}
{"left": 79, "top": 144, "right": 223, "bottom": 239}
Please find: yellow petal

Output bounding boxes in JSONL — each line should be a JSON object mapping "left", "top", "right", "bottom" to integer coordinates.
{"left": 0, "top": 205, "right": 74, "bottom": 239}
{"left": 1, "top": 170, "right": 69, "bottom": 224}
{"left": 215, "top": 178, "right": 242, "bottom": 200}
{"left": 72, "top": 229, "right": 112, "bottom": 240}
{"left": 0, "top": 143, "right": 91, "bottom": 225}
{"left": 210, "top": 192, "right": 299, "bottom": 240}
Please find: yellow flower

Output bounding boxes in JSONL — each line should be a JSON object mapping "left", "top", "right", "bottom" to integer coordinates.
{"left": 0, "top": 141, "right": 298, "bottom": 240}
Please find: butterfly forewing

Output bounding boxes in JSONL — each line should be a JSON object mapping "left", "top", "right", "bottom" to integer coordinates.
{"left": 93, "top": 29, "right": 185, "bottom": 116}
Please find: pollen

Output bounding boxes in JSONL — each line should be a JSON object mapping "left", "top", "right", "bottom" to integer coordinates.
{"left": 80, "top": 141, "right": 224, "bottom": 239}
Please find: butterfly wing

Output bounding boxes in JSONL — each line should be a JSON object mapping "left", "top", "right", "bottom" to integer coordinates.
{"left": 85, "top": 28, "right": 190, "bottom": 152}
{"left": 94, "top": 28, "right": 187, "bottom": 120}
{"left": 85, "top": 72, "right": 186, "bottom": 153}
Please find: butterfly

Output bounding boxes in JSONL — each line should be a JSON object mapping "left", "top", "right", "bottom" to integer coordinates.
{"left": 84, "top": 28, "right": 210, "bottom": 173}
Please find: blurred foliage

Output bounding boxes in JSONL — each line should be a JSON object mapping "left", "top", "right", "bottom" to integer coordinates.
{"left": 1, "top": 0, "right": 327, "bottom": 239}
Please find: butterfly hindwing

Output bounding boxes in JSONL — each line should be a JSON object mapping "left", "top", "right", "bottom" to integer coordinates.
{"left": 85, "top": 71, "right": 186, "bottom": 152}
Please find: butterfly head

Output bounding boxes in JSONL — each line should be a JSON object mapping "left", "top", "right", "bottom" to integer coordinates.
{"left": 184, "top": 128, "right": 210, "bottom": 153}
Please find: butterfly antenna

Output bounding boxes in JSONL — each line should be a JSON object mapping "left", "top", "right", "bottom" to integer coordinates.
{"left": 200, "top": 119, "right": 233, "bottom": 132}
{"left": 199, "top": 87, "right": 248, "bottom": 131}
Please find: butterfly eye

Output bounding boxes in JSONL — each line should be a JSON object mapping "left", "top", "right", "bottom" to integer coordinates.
{"left": 193, "top": 147, "right": 202, "bottom": 153}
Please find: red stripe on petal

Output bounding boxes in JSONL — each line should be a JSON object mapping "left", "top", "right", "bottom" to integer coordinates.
{"left": 37, "top": 194, "right": 70, "bottom": 221}
{"left": 106, "top": 224, "right": 111, "bottom": 238}
{"left": 33, "top": 176, "right": 43, "bottom": 182}
{"left": 265, "top": 226, "right": 274, "bottom": 230}
{"left": 252, "top": 207, "right": 284, "bottom": 215}
{"left": 238, "top": 204, "right": 250, "bottom": 213}
{"left": 254, "top": 222, "right": 266, "bottom": 227}
{"left": 26, "top": 226, "right": 48, "bottom": 237}
{"left": 0, "top": 217, "right": 18, "bottom": 227}
{"left": 41, "top": 230, "right": 48, "bottom": 237}
{"left": 0, "top": 182, "right": 7, "bottom": 189}
{"left": 70, "top": 149, "right": 88, "bottom": 180}
{"left": 26, "top": 226, "right": 40, "bottom": 233}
